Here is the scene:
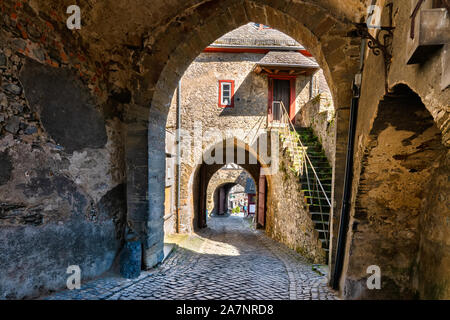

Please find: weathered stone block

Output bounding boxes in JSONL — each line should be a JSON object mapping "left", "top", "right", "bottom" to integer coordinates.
{"left": 4, "top": 116, "right": 20, "bottom": 134}
{"left": 0, "top": 52, "right": 6, "bottom": 66}
{"left": 0, "top": 151, "right": 12, "bottom": 185}
{"left": 3, "top": 83, "right": 22, "bottom": 95}
{"left": 19, "top": 58, "right": 107, "bottom": 153}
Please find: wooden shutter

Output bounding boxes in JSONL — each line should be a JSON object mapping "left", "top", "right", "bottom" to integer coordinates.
{"left": 258, "top": 175, "right": 266, "bottom": 227}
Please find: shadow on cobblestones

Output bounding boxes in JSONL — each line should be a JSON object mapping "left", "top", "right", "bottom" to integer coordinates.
{"left": 44, "top": 216, "right": 338, "bottom": 300}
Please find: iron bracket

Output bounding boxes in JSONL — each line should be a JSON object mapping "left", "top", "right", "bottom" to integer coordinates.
{"left": 353, "top": 3, "right": 395, "bottom": 92}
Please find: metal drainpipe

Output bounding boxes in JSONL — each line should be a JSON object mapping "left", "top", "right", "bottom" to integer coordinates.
{"left": 176, "top": 80, "right": 182, "bottom": 233}
{"left": 331, "top": 35, "right": 366, "bottom": 290}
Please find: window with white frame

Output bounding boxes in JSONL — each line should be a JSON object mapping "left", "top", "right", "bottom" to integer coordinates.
{"left": 219, "top": 80, "right": 234, "bottom": 108}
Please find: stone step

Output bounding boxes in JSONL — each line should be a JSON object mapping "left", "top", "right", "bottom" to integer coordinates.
{"left": 303, "top": 148, "right": 324, "bottom": 152}
{"left": 313, "top": 220, "right": 329, "bottom": 225}
{"left": 304, "top": 197, "right": 331, "bottom": 205}
{"left": 310, "top": 211, "right": 331, "bottom": 220}
{"left": 302, "top": 167, "right": 332, "bottom": 173}
{"left": 302, "top": 172, "right": 332, "bottom": 179}
{"left": 302, "top": 174, "right": 332, "bottom": 180}
{"left": 301, "top": 179, "right": 332, "bottom": 185}
{"left": 303, "top": 171, "right": 332, "bottom": 178}
{"left": 304, "top": 148, "right": 321, "bottom": 153}
{"left": 317, "top": 230, "right": 329, "bottom": 240}
{"left": 305, "top": 163, "right": 332, "bottom": 169}
{"left": 303, "top": 188, "right": 332, "bottom": 194}
{"left": 303, "top": 167, "right": 332, "bottom": 173}
{"left": 303, "top": 193, "right": 332, "bottom": 200}
{"left": 307, "top": 155, "right": 328, "bottom": 160}
{"left": 304, "top": 197, "right": 332, "bottom": 205}
{"left": 301, "top": 183, "right": 333, "bottom": 191}
{"left": 319, "top": 239, "right": 330, "bottom": 249}
{"left": 307, "top": 161, "right": 331, "bottom": 166}
{"left": 313, "top": 221, "right": 329, "bottom": 231}
{"left": 304, "top": 193, "right": 332, "bottom": 201}
{"left": 308, "top": 202, "right": 331, "bottom": 208}
{"left": 297, "top": 133, "right": 318, "bottom": 140}
{"left": 304, "top": 195, "right": 330, "bottom": 200}
{"left": 301, "top": 178, "right": 332, "bottom": 185}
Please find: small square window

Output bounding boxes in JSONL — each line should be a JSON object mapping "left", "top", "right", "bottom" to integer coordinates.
{"left": 219, "top": 80, "right": 235, "bottom": 108}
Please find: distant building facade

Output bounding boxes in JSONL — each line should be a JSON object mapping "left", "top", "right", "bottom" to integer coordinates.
{"left": 165, "top": 23, "right": 334, "bottom": 235}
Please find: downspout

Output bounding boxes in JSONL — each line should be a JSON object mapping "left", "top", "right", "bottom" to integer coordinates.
{"left": 176, "top": 80, "right": 181, "bottom": 233}
{"left": 331, "top": 36, "right": 366, "bottom": 290}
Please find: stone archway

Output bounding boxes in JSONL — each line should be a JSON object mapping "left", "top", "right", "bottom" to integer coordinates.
{"left": 189, "top": 137, "right": 269, "bottom": 231}
{"left": 3, "top": 0, "right": 450, "bottom": 300}
{"left": 341, "top": 84, "right": 449, "bottom": 299}
{"left": 206, "top": 167, "right": 252, "bottom": 215}
{"left": 133, "top": 0, "right": 362, "bottom": 270}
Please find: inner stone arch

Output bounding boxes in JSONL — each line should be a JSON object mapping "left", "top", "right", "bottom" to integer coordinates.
{"left": 190, "top": 137, "right": 268, "bottom": 231}
{"left": 206, "top": 165, "right": 256, "bottom": 216}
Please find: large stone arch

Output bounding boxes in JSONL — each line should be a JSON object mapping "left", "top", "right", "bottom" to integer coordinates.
{"left": 129, "top": 0, "right": 363, "bottom": 269}
{"left": 341, "top": 84, "right": 449, "bottom": 299}
{"left": 4, "top": 0, "right": 450, "bottom": 300}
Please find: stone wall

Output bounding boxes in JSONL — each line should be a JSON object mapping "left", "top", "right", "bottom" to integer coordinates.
{"left": 265, "top": 140, "right": 326, "bottom": 264}
{"left": 340, "top": 1, "right": 450, "bottom": 299}
{"left": 0, "top": 9, "right": 127, "bottom": 299}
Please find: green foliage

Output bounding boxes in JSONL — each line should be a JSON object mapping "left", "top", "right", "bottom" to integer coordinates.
{"left": 311, "top": 93, "right": 322, "bottom": 104}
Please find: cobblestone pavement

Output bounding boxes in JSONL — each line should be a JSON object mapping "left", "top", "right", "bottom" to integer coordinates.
{"left": 45, "top": 215, "right": 338, "bottom": 300}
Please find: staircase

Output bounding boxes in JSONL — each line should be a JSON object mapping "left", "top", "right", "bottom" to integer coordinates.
{"left": 296, "top": 127, "right": 332, "bottom": 258}
{"left": 273, "top": 101, "right": 332, "bottom": 260}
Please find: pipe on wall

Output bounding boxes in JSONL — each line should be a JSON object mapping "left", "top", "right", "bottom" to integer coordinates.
{"left": 176, "top": 80, "right": 182, "bottom": 233}
{"left": 331, "top": 30, "right": 368, "bottom": 290}
{"left": 331, "top": 78, "right": 361, "bottom": 290}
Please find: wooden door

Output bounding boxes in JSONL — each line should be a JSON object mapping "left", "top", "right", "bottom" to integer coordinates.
{"left": 198, "top": 165, "right": 207, "bottom": 228}
{"left": 219, "top": 187, "right": 225, "bottom": 215}
{"left": 273, "top": 79, "right": 290, "bottom": 121}
{"left": 258, "top": 175, "right": 266, "bottom": 227}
